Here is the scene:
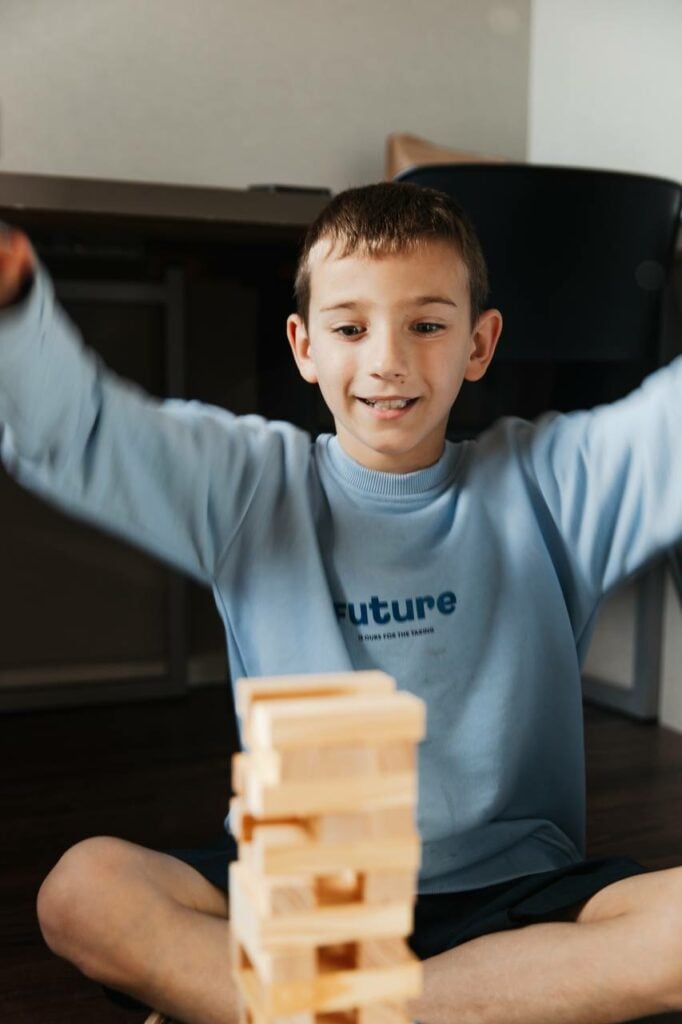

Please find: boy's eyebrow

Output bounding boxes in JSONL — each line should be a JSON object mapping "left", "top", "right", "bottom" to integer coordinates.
{"left": 319, "top": 295, "right": 458, "bottom": 312}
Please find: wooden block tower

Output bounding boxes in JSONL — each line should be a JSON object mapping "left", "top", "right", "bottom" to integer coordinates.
{"left": 228, "top": 670, "right": 426, "bottom": 1024}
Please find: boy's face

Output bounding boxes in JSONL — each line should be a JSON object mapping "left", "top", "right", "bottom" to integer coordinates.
{"left": 287, "top": 238, "right": 502, "bottom": 473}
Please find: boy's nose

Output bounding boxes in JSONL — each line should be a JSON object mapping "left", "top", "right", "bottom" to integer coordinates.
{"left": 370, "top": 331, "right": 409, "bottom": 380}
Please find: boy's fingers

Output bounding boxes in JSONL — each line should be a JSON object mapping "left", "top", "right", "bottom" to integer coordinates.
{"left": 0, "top": 224, "right": 20, "bottom": 261}
{"left": 0, "top": 224, "right": 36, "bottom": 307}
{"left": 0, "top": 226, "right": 33, "bottom": 266}
{"left": 0, "top": 222, "right": 33, "bottom": 258}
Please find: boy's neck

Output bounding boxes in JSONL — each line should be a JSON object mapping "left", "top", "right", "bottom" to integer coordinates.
{"left": 334, "top": 431, "right": 447, "bottom": 475}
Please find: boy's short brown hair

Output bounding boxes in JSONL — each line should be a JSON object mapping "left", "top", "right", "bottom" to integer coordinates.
{"left": 294, "top": 181, "right": 489, "bottom": 329}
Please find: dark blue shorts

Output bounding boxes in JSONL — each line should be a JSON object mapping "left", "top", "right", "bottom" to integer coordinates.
{"left": 105, "top": 839, "right": 647, "bottom": 1010}
{"left": 166, "top": 836, "right": 647, "bottom": 958}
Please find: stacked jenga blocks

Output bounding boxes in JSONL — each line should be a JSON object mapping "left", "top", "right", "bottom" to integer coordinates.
{"left": 228, "top": 670, "right": 426, "bottom": 1024}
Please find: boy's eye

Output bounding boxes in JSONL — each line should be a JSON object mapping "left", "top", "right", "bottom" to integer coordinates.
{"left": 414, "top": 322, "right": 444, "bottom": 333}
{"left": 332, "top": 325, "right": 364, "bottom": 337}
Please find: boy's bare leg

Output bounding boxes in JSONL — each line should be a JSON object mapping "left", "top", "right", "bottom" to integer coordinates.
{"left": 36, "top": 836, "right": 240, "bottom": 1024}
{"left": 38, "top": 839, "right": 682, "bottom": 1024}
{"left": 411, "top": 917, "right": 668, "bottom": 1024}
{"left": 409, "top": 866, "right": 682, "bottom": 1024}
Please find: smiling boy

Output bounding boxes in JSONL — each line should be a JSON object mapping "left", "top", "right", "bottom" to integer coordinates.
{"left": 287, "top": 234, "right": 500, "bottom": 473}
{"left": 2, "top": 183, "right": 682, "bottom": 1024}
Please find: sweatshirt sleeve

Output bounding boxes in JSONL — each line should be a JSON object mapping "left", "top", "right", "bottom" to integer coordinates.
{"left": 518, "top": 355, "right": 682, "bottom": 601}
{"left": 0, "top": 259, "right": 297, "bottom": 584}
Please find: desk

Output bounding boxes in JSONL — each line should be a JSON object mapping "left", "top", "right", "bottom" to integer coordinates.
{"left": 0, "top": 170, "right": 329, "bottom": 240}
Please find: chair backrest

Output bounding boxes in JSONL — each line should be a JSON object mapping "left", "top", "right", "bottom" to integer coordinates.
{"left": 395, "top": 163, "right": 681, "bottom": 365}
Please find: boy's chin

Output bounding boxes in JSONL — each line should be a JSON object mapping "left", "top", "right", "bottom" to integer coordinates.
{"left": 335, "top": 430, "right": 444, "bottom": 474}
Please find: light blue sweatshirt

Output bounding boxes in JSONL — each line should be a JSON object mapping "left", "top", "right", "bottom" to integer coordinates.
{"left": 1, "top": 261, "right": 681, "bottom": 893}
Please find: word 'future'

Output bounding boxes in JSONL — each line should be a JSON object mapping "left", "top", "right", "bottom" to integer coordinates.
{"left": 334, "top": 591, "right": 456, "bottom": 626}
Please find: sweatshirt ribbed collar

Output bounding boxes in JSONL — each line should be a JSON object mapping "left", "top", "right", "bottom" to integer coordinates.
{"left": 320, "top": 434, "right": 459, "bottom": 498}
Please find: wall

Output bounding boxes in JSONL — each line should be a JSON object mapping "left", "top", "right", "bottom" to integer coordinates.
{"left": 0, "top": 0, "right": 530, "bottom": 192}
{"left": 528, "top": 0, "right": 682, "bottom": 182}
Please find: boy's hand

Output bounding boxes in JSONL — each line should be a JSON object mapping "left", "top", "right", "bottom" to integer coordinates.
{"left": 0, "top": 224, "right": 36, "bottom": 309}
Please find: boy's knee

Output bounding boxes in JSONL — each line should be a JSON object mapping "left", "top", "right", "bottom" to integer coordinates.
{"left": 36, "top": 836, "right": 132, "bottom": 972}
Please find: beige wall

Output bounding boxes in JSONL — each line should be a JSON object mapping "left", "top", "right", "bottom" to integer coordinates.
{"left": 529, "top": 0, "right": 682, "bottom": 182}
{"left": 0, "top": 0, "right": 530, "bottom": 192}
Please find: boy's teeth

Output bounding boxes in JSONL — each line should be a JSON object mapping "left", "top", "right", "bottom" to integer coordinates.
{"left": 365, "top": 398, "right": 410, "bottom": 409}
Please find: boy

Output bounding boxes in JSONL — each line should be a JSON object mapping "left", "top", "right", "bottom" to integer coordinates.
{"left": 1, "top": 182, "right": 682, "bottom": 1024}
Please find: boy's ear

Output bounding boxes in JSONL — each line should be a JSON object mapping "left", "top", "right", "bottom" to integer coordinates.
{"left": 464, "top": 308, "right": 503, "bottom": 382}
{"left": 287, "top": 313, "right": 319, "bottom": 384}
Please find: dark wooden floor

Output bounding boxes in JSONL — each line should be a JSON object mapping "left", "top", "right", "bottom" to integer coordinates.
{"left": 2, "top": 685, "right": 682, "bottom": 1023}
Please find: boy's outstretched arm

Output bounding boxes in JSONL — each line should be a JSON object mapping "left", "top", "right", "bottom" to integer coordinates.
{"left": 518, "top": 356, "right": 682, "bottom": 623}
{"left": 0, "top": 225, "right": 288, "bottom": 584}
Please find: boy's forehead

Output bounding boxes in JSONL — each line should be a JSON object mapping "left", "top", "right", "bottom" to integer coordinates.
{"left": 307, "top": 236, "right": 468, "bottom": 310}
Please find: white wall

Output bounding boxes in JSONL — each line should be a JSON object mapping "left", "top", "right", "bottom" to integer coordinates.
{"left": 528, "top": 0, "right": 682, "bottom": 182}
{"left": 0, "top": 0, "right": 530, "bottom": 192}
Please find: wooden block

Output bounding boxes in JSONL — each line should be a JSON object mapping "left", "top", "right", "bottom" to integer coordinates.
{"left": 232, "top": 751, "right": 248, "bottom": 794}
{"left": 257, "top": 899, "right": 415, "bottom": 950}
{"left": 315, "top": 1014, "right": 357, "bottom": 1024}
{"left": 231, "top": 796, "right": 322, "bottom": 848}
{"left": 244, "top": 769, "right": 417, "bottom": 818}
{"left": 357, "top": 1003, "right": 412, "bottom": 1024}
{"left": 235, "top": 671, "right": 396, "bottom": 722}
{"left": 249, "top": 746, "right": 373, "bottom": 786}
{"left": 241, "top": 942, "right": 318, "bottom": 988}
{"left": 318, "top": 942, "right": 357, "bottom": 972}
{"left": 238, "top": 839, "right": 254, "bottom": 871}
{"left": 248, "top": 692, "right": 425, "bottom": 751}
{"left": 248, "top": 740, "right": 415, "bottom": 786}
{"left": 229, "top": 796, "right": 253, "bottom": 842}
{"left": 356, "top": 938, "right": 413, "bottom": 970}
{"left": 252, "top": 832, "right": 420, "bottom": 877}
{"left": 316, "top": 870, "right": 362, "bottom": 906}
{"left": 231, "top": 865, "right": 289, "bottom": 985}
{"left": 234, "top": 953, "right": 421, "bottom": 1015}
{"left": 264, "top": 949, "right": 318, "bottom": 984}
{"left": 229, "top": 923, "right": 248, "bottom": 971}
{"left": 362, "top": 872, "right": 416, "bottom": 905}
{"left": 236, "top": 963, "right": 317, "bottom": 1022}
{"left": 311, "top": 807, "right": 415, "bottom": 844}
{"left": 235, "top": 958, "right": 316, "bottom": 1023}
{"left": 376, "top": 741, "right": 415, "bottom": 774}
{"left": 230, "top": 861, "right": 413, "bottom": 950}
{"left": 251, "top": 872, "right": 317, "bottom": 917}
{"left": 236, "top": 806, "right": 416, "bottom": 858}
{"left": 232, "top": 927, "right": 317, "bottom": 986}
{"left": 251, "top": 821, "right": 311, "bottom": 848}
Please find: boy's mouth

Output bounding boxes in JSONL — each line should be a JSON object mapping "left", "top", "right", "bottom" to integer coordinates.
{"left": 356, "top": 396, "right": 420, "bottom": 421}
{"left": 357, "top": 397, "right": 418, "bottom": 410}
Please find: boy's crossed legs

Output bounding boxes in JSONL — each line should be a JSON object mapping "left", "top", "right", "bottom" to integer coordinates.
{"left": 36, "top": 836, "right": 682, "bottom": 1024}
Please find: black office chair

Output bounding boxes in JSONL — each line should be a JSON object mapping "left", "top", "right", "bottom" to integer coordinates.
{"left": 395, "top": 163, "right": 682, "bottom": 720}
